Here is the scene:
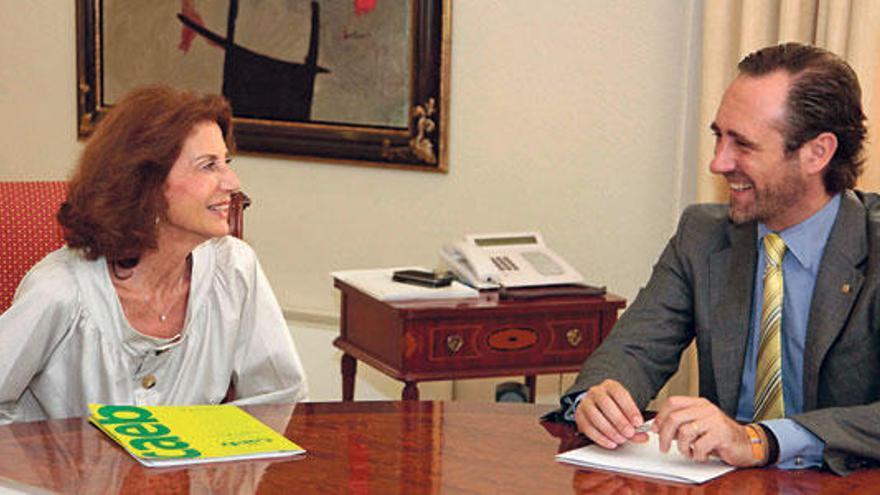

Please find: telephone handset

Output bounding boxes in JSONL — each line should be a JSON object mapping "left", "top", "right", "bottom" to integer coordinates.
{"left": 439, "top": 232, "right": 583, "bottom": 289}
{"left": 440, "top": 241, "right": 500, "bottom": 289}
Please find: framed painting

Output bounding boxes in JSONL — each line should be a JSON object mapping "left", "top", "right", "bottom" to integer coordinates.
{"left": 76, "top": 0, "right": 450, "bottom": 171}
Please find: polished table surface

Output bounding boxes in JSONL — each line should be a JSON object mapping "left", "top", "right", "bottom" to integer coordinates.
{"left": 0, "top": 401, "right": 876, "bottom": 494}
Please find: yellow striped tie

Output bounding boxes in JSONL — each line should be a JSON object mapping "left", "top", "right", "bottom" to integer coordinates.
{"left": 754, "top": 233, "right": 785, "bottom": 421}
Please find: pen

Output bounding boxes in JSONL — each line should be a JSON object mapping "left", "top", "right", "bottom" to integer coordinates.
{"left": 634, "top": 423, "right": 652, "bottom": 434}
{"left": 575, "top": 421, "right": 652, "bottom": 438}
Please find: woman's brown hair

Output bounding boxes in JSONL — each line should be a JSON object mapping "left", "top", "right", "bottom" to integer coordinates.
{"left": 58, "top": 85, "right": 233, "bottom": 263}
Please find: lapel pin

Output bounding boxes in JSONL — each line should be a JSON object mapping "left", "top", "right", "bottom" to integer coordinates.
{"left": 841, "top": 283, "right": 851, "bottom": 294}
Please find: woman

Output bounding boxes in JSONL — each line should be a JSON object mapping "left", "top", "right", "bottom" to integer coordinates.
{"left": 0, "top": 86, "right": 307, "bottom": 424}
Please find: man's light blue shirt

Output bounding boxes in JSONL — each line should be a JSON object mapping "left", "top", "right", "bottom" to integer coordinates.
{"left": 735, "top": 193, "right": 841, "bottom": 469}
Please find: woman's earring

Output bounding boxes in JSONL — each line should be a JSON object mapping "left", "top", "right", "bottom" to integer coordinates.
{"left": 155, "top": 215, "right": 160, "bottom": 225}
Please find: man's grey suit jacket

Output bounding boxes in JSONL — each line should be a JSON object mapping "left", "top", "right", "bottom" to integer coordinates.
{"left": 566, "top": 189, "right": 880, "bottom": 475}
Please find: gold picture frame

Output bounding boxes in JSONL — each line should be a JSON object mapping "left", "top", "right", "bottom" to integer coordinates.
{"left": 76, "top": 0, "right": 450, "bottom": 172}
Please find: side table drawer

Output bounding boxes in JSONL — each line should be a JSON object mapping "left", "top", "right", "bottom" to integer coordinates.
{"left": 411, "top": 313, "right": 601, "bottom": 372}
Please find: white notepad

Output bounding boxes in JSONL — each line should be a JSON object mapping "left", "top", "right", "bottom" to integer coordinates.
{"left": 331, "top": 267, "right": 479, "bottom": 301}
{"left": 556, "top": 423, "right": 735, "bottom": 484}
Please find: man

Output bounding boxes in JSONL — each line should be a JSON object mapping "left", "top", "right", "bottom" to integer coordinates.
{"left": 563, "top": 42, "right": 880, "bottom": 475}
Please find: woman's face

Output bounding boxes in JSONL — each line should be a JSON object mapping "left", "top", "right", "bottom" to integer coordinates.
{"left": 162, "top": 121, "right": 240, "bottom": 246}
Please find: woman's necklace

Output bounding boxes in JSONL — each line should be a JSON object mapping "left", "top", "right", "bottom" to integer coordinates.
{"left": 146, "top": 293, "right": 178, "bottom": 323}
{"left": 134, "top": 257, "right": 192, "bottom": 324}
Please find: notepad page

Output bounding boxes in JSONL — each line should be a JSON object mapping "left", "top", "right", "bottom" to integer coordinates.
{"left": 556, "top": 428, "right": 735, "bottom": 484}
{"left": 331, "top": 267, "right": 479, "bottom": 301}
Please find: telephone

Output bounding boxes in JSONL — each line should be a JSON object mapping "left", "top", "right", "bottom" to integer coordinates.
{"left": 439, "top": 232, "right": 583, "bottom": 289}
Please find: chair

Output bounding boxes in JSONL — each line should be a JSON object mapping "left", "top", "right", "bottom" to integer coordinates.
{"left": 0, "top": 181, "right": 250, "bottom": 312}
{"left": 0, "top": 182, "right": 67, "bottom": 312}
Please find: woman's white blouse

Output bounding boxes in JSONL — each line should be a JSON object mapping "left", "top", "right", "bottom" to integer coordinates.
{"left": 0, "top": 236, "right": 307, "bottom": 424}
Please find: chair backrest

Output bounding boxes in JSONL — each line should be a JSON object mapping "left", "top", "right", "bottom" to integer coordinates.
{"left": 0, "top": 182, "right": 68, "bottom": 312}
{"left": 0, "top": 182, "right": 250, "bottom": 312}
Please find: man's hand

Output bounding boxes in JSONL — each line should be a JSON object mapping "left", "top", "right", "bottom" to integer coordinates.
{"left": 652, "top": 396, "right": 757, "bottom": 467}
{"left": 574, "top": 379, "right": 648, "bottom": 449}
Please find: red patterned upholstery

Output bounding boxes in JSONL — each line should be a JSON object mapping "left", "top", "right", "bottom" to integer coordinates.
{"left": 0, "top": 181, "right": 68, "bottom": 312}
{"left": 0, "top": 183, "right": 250, "bottom": 313}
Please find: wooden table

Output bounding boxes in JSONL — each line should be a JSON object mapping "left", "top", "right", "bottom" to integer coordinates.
{"left": 0, "top": 401, "right": 875, "bottom": 494}
{"left": 333, "top": 279, "right": 626, "bottom": 401}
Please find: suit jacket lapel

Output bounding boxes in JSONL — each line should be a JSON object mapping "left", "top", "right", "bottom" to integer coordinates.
{"left": 803, "top": 191, "right": 867, "bottom": 410}
{"left": 708, "top": 220, "right": 756, "bottom": 416}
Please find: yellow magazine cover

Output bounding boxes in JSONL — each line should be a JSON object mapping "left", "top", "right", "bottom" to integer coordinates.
{"left": 88, "top": 403, "right": 305, "bottom": 467}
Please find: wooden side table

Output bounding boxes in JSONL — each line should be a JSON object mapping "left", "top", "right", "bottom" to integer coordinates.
{"left": 333, "top": 279, "right": 625, "bottom": 401}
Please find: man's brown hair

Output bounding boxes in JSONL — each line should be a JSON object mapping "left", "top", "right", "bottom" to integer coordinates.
{"left": 738, "top": 42, "right": 867, "bottom": 194}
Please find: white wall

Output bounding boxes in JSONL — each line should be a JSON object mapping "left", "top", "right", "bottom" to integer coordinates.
{"left": 1, "top": 1, "right": 702, "bottom": 403}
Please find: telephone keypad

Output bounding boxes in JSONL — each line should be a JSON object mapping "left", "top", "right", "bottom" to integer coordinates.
{"left": 491, "top": 256, "right": 518, "bottom": 271}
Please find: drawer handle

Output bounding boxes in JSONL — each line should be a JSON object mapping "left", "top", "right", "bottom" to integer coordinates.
{"left": 446, "top": 334, "right": 464, "bottom": 354}
{"left": 566, "top": 328, "right": 582, "bottom": 347}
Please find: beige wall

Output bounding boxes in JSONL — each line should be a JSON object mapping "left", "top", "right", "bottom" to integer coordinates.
{"left": 1, "top": 1, "right": 702, "bottom": 401}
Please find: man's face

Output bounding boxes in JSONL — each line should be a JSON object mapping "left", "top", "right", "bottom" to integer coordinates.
{"left": 709, "top": 72, "right": 811, "bottom": 231}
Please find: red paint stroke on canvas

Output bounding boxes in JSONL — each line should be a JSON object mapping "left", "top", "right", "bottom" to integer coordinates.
{"left": 354, "top": 0, "right": 377, "bottom": 16}
{"left": 179, "top": 0, "right": 220, "bottom": 52}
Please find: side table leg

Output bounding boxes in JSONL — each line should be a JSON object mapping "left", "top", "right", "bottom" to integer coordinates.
{"left": 402, "top": 381, "right": 420, "bottom": 401}
{"left": 525, "top": 375, "right": 536, "bottom": 403}
{"left": 341, "top": 353, "right": 357, "bottom": 401}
